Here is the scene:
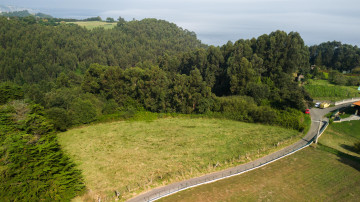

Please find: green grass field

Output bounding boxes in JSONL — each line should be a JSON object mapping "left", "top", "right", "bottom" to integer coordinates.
{"left": 319, "top": 121, "right": 360, "bottom": 157}
{"left": 160, "top": 120, "right": 360, "bottom": 202}
{"left": 160, "top": 146, "right": 360, "bottom": 202}
{"left": 304, "top": 79, "right": 360, "bottom": 101}
{"left": 58, "top": 117, "right": 302, "bottom": 200}
{"left": 67, "top": 21, "right": 117, "bottom": 30}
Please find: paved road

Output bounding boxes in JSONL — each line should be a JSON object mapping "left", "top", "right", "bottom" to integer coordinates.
{"left": 127, "top": 103, "right": 353, "bottom": 202}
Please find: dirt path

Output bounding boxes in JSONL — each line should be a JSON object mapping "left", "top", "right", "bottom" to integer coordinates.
{"left": 127, "top": 103, "right": 352, "bottom": 202}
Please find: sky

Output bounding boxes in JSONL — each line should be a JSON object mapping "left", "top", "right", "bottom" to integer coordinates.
{"left": 1, "top": 0, "right": 360, "bottom": 46}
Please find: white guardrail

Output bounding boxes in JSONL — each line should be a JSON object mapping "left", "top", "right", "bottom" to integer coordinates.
{"left": 334, "top": 97, "right": 360, "bottom": 105}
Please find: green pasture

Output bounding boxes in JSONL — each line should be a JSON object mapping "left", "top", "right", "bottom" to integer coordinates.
{"left": 319, "top": 120, "right": 360, "bottom": 157}
{"left": 304, "top": 79, "right": 360, "bottom": 101}
{"left": 58, "top": 117, "right": 302, "bottom": 200}
{"left": 67, "top": 21, "right": 117, "bottom": 30}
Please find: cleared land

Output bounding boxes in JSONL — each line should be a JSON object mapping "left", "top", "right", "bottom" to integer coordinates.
{"left": 304, "top": 79, "right": 360, "bottom": 101}
{"left": 160, "top": 146, "right": 360, "bottom": 202}
{"left": 58, "top": 117, "right": 302, "bottom": 200}
{"left": 67, "top": 21, "right": 117, "bottom": 30}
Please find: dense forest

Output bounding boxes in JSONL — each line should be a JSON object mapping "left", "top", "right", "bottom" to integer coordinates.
{"left": 0, "top": 15, "right": 357, "bottom": 200}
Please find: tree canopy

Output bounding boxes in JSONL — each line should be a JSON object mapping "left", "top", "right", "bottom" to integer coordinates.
{"left": 309, "top": 41, "right": 360, "bottom": 72}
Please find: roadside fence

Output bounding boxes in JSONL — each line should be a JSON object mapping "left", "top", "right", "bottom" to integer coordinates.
{"left": 334, "top": 97, "right": 360, "bottom": 105}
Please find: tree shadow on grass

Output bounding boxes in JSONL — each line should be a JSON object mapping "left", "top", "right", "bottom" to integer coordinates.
{"left": 340, "top": 144, "right": 360, "bottom": 154}
{"left": 318, "top": 144, "right": 360, "bottom": 171}
{"left": 337, "top": 153, "right": 360, "bottom": 172}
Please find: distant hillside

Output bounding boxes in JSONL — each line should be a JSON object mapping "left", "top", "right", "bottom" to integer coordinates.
{"left": 0, "top": 9, "right": 52, "bottom": 18}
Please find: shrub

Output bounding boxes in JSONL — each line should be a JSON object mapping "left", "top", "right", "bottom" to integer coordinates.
{"left": 0, "top": 82, "right": 24, "bottom": 104}
{"left": 216, "top": 96, "right": 256, "bottom": 122}
{"left": 252, "top": 106, "right": 277, "bottom": 124}
{"left": 69, "top": 98, "right": 97, "bottom": 125}
{"left": 275, "top": 108, "right": 306, "bottom": 131}
{"left": 46, "top": 107, "right": 71, "bottom": 131}
{"left": 102, "top": 99, "right": 119, "bottom": 115}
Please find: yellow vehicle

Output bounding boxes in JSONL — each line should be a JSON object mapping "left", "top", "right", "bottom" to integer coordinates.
{"left": 320, "top": 102, "right": 330, "bottom": 109}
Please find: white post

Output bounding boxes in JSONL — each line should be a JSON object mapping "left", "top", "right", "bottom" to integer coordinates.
{"left": 315, "top": 119, "right": 321, "bottom": 144}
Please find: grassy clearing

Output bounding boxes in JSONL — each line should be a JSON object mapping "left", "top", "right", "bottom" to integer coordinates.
{"left": 304, "top": 79, "right": 360, "bottom": 101}
{"left": 160, "top": 146, "right": 360, "bottom": 202}
{"left": 67, "top": 21, "right": 117, "bottom": 30}
{"left": 58, "top": 116, "right": 302, "bottom": 200}
{"left": 319, "top": 121, "right": 360, "bottom": 157}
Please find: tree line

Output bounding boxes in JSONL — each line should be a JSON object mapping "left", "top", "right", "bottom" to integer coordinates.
{"left": 0, "top": 17, "right": 313, "bottom": 131}
{"left": 309, "top": 41, "right": 360, "bottom": 72}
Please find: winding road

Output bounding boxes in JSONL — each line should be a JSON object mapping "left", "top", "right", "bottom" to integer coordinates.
{"left": 127, "top": 103, "right": 354, "bottom": 202}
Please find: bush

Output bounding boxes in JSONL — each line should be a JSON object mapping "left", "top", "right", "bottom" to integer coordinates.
{"left": 69, "top": 98, "right": 97, "bottom": 125}
{"left": 216, "top": 96, "right": 257, "bottom": 122}
{"left": 0, "top": 82, "right": 24, "bottom": 104}
{"left": 213, "top": 96, "right": 306, "bottom": 131}
{"left": 46, "top": 107, "right": 71, "bottom": 131}
{"left": 252, "top": 106, "right": 277, "bottom": 124}
{"left": 102, "top": 99, "right": 119, "bottom": 115}
{"left": 275, "top": 108, "right": 306, "bottom": 131}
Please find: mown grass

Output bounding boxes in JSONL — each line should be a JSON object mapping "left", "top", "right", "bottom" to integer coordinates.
{"left": 160, "top": 146, "right": 360, "bottom": 202}
{"left": 319, "top": 120, "right": 360, "bottom": 157}
{"left": 304, "top": 79, "right": 360, "bottom": 101}
{"left": 67, "top": 21, "right": 117, "bottom": 30}
{"left": 58, "top": 116, "right": 302, "bottom": 200}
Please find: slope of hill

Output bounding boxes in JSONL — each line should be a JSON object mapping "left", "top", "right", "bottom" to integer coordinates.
{"left": 159, "top": 146, "right": 360, "bottom": 202}
{"left": 160, "top": 121, "right": 360, "bottom": 202}
{"left": 0, "top": 17, "right": 204, "bottom": 84}
{"left": 58, "top": 116, "right": 304, "bottom": 200}
{"left": 0, "top": 16, "right": 317, "bottom": 202}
